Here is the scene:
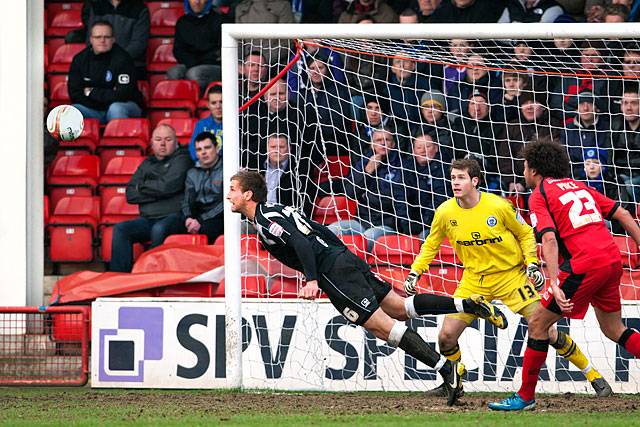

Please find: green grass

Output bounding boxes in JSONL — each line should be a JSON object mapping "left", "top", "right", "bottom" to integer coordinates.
{"left": 1, "top": 388, "right": 638, "bottom": 426}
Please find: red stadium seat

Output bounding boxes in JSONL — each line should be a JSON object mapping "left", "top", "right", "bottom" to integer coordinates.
{"left": 150, "top": 7, "right": 183, "bottom": 37}
{"left": 97, "top": 155, "right": 145, "bottom": 210}
{"left": 312, "top": 196, "right": 357, "bottom": 225}
{"left": 338, "top": 234, "right": 368, "bottom": 260}
{"left": 147, "top": 42, "right": 177, "bottom": 73}
{"left": 48, "top": 196, "right": 100, "bottom": 262}
{"left": 46, "top": 38, "right": 66, "bottom": 64}
{"left": 46, "top": 2, "right": 83, "bottom": 27}
{"left": 47, "top": 43, "right": 84, "bottom": 73}
{"left": 158, "top": 117, "right": 197, "bottom": 145}
{"left": 315, "top": 155, "right": 351, "bottom": 184}
{"left": 97, "top": 118, "right": 150, "bottom": 169}
{"left": 148, "top": 80, "right": 198, "bottom": 128}
{"left": 98, "top": 195, "right": 141, "bottom": 262}
{"left": 138, "top": 80, "right": 150, "bottom": 108}
{"left": 215, "top": 275, "right": 268, "bottom": 298}
{"left": 46, "top": 9, "right": 83, "bottom": 38}
{"left": 146, "top": 1, "right": 182, "bottom": 15}
{"left": 426, "top": 265, "right": 463, "bottom": 296}
{"left": 59, "top": 118, "right": 100, "bottom": 153}
{"left": 433, "top": 237, "right": 461, "bottom": 266}
{"left": 44, "top": 195, "right": 50, "bottom": 226}
{"left": 613, "top": 235, "right": 640, "bottom": 268}
{"left": 48, "top": 154, "right": 100, "bottom": 211}
{"left": 367, "top": 234, "right": 421, "bottom": 266}
{"left": 163, "top": 234, "right": 209, "bottom": 246}
{"left": 371, "top": 266, "right": 416, "bottom": 296}
{"left": 213, "top": 234, "right": 224, "bottom": 246}
{"left": 269, "top": 277, "right": 300, "bottom": 298}
{"left": 49, "top": 81, "right": 71, "bottom": 109}
{"left": 620, "top": 269, "right": 640, "bottom": 300}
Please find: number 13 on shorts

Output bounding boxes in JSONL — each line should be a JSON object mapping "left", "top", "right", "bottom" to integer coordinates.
{"left": 517, "top": 283, "right": 536, "bottom": 302}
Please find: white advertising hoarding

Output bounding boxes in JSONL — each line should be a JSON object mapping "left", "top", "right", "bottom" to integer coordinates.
{"left": 92, "top": 298, "right": 640, "bottom": 392}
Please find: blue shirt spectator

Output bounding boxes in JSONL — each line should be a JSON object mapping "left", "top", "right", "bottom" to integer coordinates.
{"left": 287, "top": 45, "right": 345, "bottom": 98}
{"left": 189, "top": 85, "right": 223, "bottom": 161}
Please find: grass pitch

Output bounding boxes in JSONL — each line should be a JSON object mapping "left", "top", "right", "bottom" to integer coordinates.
{"left": 1, "top": 388, "right": 639, "bottom": 426}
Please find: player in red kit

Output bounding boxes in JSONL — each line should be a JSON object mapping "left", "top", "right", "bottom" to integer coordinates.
{"left": 490, "top": 138, "right": 640, "bottom": 411}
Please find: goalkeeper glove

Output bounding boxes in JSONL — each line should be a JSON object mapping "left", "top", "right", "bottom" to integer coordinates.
{"left": 404, "top": 271, "right": 420, "bottom": 296}
{"left": 526, "top": 263, "right": 545, "bottom": 291}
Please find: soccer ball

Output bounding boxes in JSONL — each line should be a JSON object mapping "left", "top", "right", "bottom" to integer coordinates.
{"left": 46, "top": 105, "right": 84, "bottom": 141}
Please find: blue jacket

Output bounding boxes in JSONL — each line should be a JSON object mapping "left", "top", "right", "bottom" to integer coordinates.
{"left": 561, "top": 115, "right": 612, "bottom": 178}
{"left": 387, "top": 73, "right": 429, "bottom": 124}
{"left": 189, "top": 115, "right": 223, "bottom": 161}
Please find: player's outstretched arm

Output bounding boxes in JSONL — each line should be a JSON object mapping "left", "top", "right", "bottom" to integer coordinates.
{"left": 612, "top": 206, "right": 640, "bottom": 248}
{"left": 405, "top": 209, "right": 446, "bottom": 295}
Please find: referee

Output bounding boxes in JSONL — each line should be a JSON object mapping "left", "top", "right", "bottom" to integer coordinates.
{"left": 227, "top": 170, "right": 509, "bottom": 406}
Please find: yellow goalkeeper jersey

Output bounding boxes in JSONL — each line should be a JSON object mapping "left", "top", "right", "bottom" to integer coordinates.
{"left": 411, "top": 192, "right": 538, "bottom": 277}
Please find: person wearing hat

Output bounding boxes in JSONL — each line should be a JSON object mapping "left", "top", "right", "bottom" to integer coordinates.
{"left": 497, "top": 91, "right": 562, "bottom": 193}
{"left": 416, "top": 89, "right": 454, "bottom": 163}
{"left": 577, "top": 147, "right": 634, "bottom": 234}
{"left": 452, "top": 89, "right": 503, "bottom": 192}
{"left": 561, "top": 88, "right": 612, "bottom": 178}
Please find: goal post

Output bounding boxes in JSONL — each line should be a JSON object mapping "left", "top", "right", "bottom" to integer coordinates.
{"left": 221, "top": 23, "right": 640, "bottom": 391}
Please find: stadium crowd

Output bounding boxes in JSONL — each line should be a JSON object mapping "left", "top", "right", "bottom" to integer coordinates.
{"left": 44, "top": 0, "right": 640, "bottom": 270}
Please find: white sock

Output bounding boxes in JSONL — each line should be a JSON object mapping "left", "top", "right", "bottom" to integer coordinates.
{"left": 454, "top": 297, "right": 465, "bottom": 313}
{"left": 434, "top": 355, "right": 447, "bottom": 372}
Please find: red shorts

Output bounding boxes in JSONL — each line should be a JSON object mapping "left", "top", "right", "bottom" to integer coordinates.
{"left": 540, "top": 261, "right": 623, "bottom": 319}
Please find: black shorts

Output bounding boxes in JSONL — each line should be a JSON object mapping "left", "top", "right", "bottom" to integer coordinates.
{"left": 319, "top": 251, "right": 392, "bottom": 326}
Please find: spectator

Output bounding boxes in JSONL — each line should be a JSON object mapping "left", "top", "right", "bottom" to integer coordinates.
{"left": 452, "top": 89, "right": 502, "bottom": 191}
{"left": 546, "top": 37, "right": 581, "bottom": 73}
{"left": 604, "top": 3, "right": 630, "bottom": 21}
{"left": 240, "top": 50, "right": 268, "bottom": 103}
{"left": 399, "top": 7, "right": 420, "bottom": 22}
{"left": 490, "top": 71, "right": 530, "bottom": 124}
{"left": 189, "top": 85, "right": 223, "bottom": 162}
{"left": 622, "top": 45, "right": 640, "bottom": 78}
{"left": 110, "top": 124, "right": 193, "bottom": 272}
{"left": 611, "top": 83, "right": 640, "bottom": 203}
{"left": 388, "top": 57, "right": 430, "bottom": 124}
{"left": 332, "top": 128, "right": 405, "bottom": 248}
{"left": 498, "top": 0, "right": 564, "bottom": 23}
{"left": 448, "top": 54, "right": 500, "bottom": 122}
{"left": 287, "top": 42, "right": 345, "bottom": 97}
{"left": 497, "top": 91, "right": 562, "bottom": 193}
{"left": 292, "top": 0, "right": 334, "bottom": 22}
{"left": 260, "top": 134, "right": 313, "bottom": 214}
{"left": 415, "top": 89, "right": 455, "bottom": 162}
{"left": 235, "top": 0, "right": 295, "bottom": 23}
{"left": 561, "top": 89, "right": 612, "bottom": 178}
{"left": 167, "top": 0, "right": 226, "bottom": 95}
{"left": 355, "top": 94, "right": 411, "bottom": 158}
{"left": 443, "top": 38, "right": 473, "bottom": 95}
{"left": 338, "top": 0, "right": 399, "bottom": 23}
{"left": 414, "top": 0, "right": 443, "bottom": 21}
{"left": 576, "top": 148, "right": 634, "bottom": 234}
{"left": 182, "top": 132, "right": 224, "bottom": 244}
{"left": 68, "top": 20, "right": 143, "bottom": 124}
{"left": 584, "top": 0, "right": 606, "bottom": 22}
{"left": 428, "top": 0, "right": 506, "bottom": 23}
{"left": 74, "top": 0, "right": 150, "bottom": 79}
{"left": 395, "top": 132, "right": 449, "bottom": 238}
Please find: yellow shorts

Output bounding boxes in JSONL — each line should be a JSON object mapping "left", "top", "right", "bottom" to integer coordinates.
{"left": 447, "top": 267, "right": 540, "bottom": 325}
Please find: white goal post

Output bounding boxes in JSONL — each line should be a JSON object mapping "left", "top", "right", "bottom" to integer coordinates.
{"left": 221, "top": 23, "right": 640, "bottom": 391}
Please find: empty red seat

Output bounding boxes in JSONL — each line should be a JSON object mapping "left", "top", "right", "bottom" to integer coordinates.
{"left": 338, "top": 234, "right": 368, "bottom": 260}
{"left": 164, "top": 234, "right": 208, "bottom": 245}
{"left": 146, "top": 1, "right": 182, "bottom": 15}
{"left": 150, "top": 7, "right": 183, "bottom": 37}
{"left": 371, "top": 266, "right": 415, "bottom": 296}
{"left": 312, "top": 196, "right": 357, "bottom": 225}
{"left": 97, "top": 118, "right": 150, "bottom": 169}
{"left": 213, "top": 234, "right": 224, "bottom": 246}
{"left": 138, "top": 80, "right": 150, "bottom": 108}
{"left": 148, "top": 80, "right": 198, "bottom": 127}
{"left": 48, "top": 196, "right": 100, "bottom": 262}
{"left": 147, "top": 42, "right": 177, "bottom": 73}
{"left": 315, "top": 155, "right": 351, "bottom": 184}
{"left": 49, "top": 80, "right": 71, "bottom": 109}
{"left": 46, "top": 2, "right": 83, "bottom": 26}
{"left": 367, "top": 234, "right": 421, "bottom": 266}
{"left": 98, "top": 155, "right": 145, "bottom": 210}
{"left": 48, "top": 155, "right": 100, "bottom": 211}
{"left": 620, "top": 269, "right": 640, "bottom": 300}
{"left": 98, "top": 195, "right": 141, "bottom": 262}
{"left": 158, "top": 117, "right": 197, "bottom": 145}
{"left": 269, "top": 277, "right": 300, "bottom": 298}
{"left": 47, "top": 43, "right": 84, "bottom": 73}
{"left": 426, "top": 265, "right": 463, "bottom": 296}
{"left": 215, "top": 275, "right": 268, "bottom": 298}
{"left": 59, "top": 118, "right": 100, "bottom": 153}
{"left": 614, "top": 235, "right": 639, "bottom": 268}
{"left": 44, "top": 195, "right": 50, "bottom": 226}
{"left": 433, "top": 237, "right": 460, "bottom": 266}
{"left": 46, "top": 9, "right": 83, "bottom": 38}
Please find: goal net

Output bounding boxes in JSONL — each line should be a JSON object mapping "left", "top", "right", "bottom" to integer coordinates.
{"left": 222, "top": 24, "right": 640, "bottom": 393}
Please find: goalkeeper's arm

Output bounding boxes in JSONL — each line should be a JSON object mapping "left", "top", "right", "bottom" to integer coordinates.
{"left": 404, "top": 209, "right": 446, "bottom": 295}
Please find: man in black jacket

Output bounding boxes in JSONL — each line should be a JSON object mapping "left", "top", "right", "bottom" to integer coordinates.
{"left": 110, "top": 124, "right": 193, "bottom": 272}
{"left": 166, "top": 0, "right": 225, "bottom": 95}
{"left": 69, "top": 20, "right": 143, "bottom": 124}
{"left": 182, "top": 132, "right": 224, "bottom": 244}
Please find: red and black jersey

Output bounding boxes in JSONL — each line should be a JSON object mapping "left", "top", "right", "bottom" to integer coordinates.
{"left": 529, "top": 177, "right": 620, "bottom": 274}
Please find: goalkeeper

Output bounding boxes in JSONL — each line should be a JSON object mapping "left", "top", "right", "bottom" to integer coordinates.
{"left": 404, "top": 158, "right": 611, "bottom": 398}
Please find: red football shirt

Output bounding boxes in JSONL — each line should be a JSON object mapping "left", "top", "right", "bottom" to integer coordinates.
{"left": 528, "top": 177, "right": 620, "bottom": 274}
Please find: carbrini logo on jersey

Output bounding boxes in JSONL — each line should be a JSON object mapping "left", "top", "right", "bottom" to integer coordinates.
{"left": 456, "top": 232, "right": 503, "bottom": 246}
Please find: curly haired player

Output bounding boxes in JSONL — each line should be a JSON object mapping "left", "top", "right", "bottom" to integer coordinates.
{"left": 490, "top": 138, "right": 640, "bottom": 411}
{"left": 227, "top": 170, "right": 509, "bottom": 406}
{"left": 403, "top": 158, "right": 611, "bottom": 400}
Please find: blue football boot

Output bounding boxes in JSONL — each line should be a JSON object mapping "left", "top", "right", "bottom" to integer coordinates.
{"left": 488, "top": 393, "right": 536, "bottom": 411}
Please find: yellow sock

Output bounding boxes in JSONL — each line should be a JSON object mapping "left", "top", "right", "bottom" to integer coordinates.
{"left": 552, "top": 331, "right": 601, "bottom": 381}
{"left": 442, "top": 344, "right": 462, "bottom": 362}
